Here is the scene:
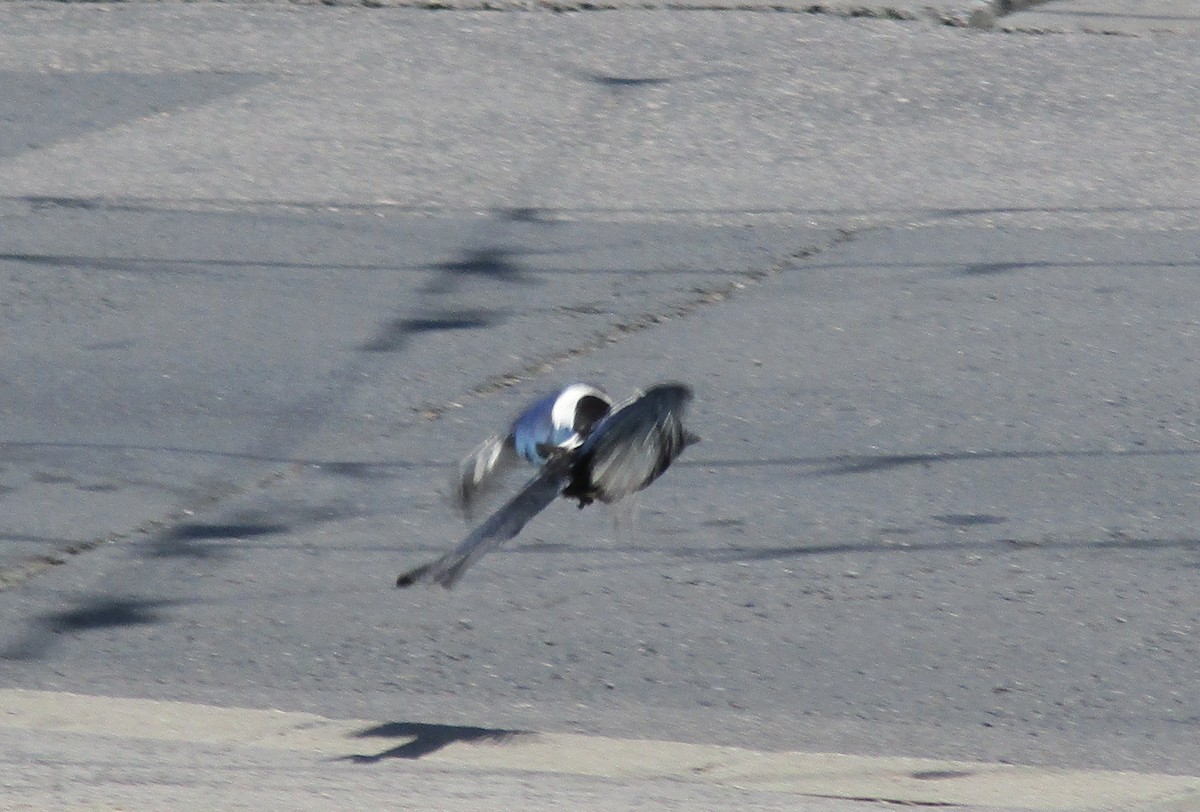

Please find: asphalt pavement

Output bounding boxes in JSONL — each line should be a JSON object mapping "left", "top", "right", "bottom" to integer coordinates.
{"left": 1003, "top": 0, "right": 1200, "bottom": 35}
{"left": 1, "top": 1, "right": 1198, "bottom": 810}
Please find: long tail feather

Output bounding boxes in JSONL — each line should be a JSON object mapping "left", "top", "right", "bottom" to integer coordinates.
{"left": 399, "top": 461, "right": 569, "bottom": 589}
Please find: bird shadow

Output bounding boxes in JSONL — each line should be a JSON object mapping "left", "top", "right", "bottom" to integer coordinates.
{"left": 0, "top": 595, "right": 178, "bottom": 661}
{"left": 340, "top": 721, "right": 528, "bottom": 763}
{"left": 359, "top": 309, "right": 500, "bottom": 353}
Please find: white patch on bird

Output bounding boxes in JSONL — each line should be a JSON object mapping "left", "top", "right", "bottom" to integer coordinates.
{"left": 551, "top": 384, "right": 606, "bottom": 444}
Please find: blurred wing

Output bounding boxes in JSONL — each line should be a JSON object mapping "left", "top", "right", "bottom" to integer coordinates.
{"left": 577, "top": 384, "right": 695, "bottom": 503}
{"left": 398, "top": 461, "right": 569, "bottom": 589}
{"left": 453, "top": 433, "right": 519, "bottom": 518}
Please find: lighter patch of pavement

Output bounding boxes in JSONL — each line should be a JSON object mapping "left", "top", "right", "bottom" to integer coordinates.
{"left": 3, "top": 688, "right": 1199, "bottom": 811}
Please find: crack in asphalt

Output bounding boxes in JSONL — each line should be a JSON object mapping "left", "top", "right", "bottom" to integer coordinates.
{"left": 432, "top": 226, "right": 862, "bottom": 410}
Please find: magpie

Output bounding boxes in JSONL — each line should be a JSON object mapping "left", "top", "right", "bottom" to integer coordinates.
{"left": 452, "top": 383, "right": 613, "bottom": 517}
{"left": 397, "top": 382, "right": 697, "bottom": 589}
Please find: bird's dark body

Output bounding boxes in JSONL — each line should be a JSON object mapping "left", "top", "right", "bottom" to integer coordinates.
{"left": 397, "top": 382, "right": 697, "bottom": 589}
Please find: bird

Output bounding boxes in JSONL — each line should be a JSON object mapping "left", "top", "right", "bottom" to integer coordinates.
{"left": 452, "top": 383, "right": 613, "bottom": 517}
{"left": 397, "top": 382, "right": 698, "bottom": 589}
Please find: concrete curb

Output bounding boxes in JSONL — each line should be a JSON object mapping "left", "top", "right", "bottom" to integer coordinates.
{"left": 3, "top": 689, "right": 1198, "bottom": 811}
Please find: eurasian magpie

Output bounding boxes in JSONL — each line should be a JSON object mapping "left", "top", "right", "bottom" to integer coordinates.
{"left": 452, "top": 383, "right": 613, "bottom": 517}
{"left": 397, "top": 382, "right": 697, "bottom": 589}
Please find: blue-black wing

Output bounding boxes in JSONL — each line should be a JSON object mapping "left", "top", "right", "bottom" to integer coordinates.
{"left": 453, "top": 433, "right": 520, "bottom": 518}
{"left": 563, "top": 383, "right": 697, "bottom": 506}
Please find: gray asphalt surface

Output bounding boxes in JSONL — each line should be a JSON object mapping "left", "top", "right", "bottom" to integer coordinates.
{"left": 1, "top": 2, "right": 1198, "bottom": 809}
{"left": 1003, "top": 0, "right": 1200, "bottom": 35}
